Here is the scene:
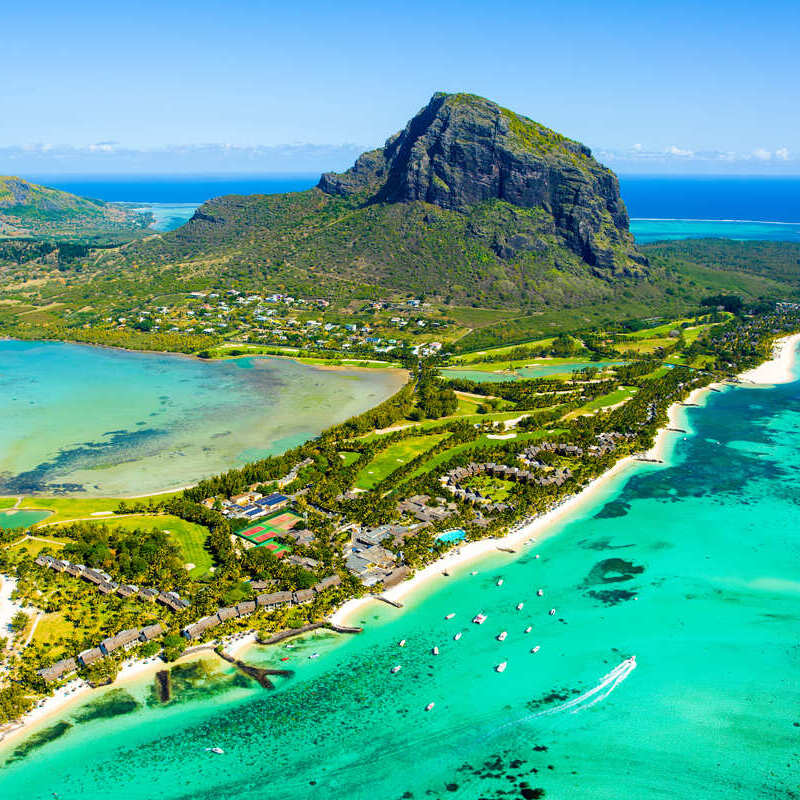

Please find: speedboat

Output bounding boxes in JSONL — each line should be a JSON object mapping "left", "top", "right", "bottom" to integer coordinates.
{"left": 308, "top": 652, "right": 319, "bottom": 659}
{"left": 425, "top": 702, "right": 435, "bottom": 711}
{"left": 391, "top": 665, "right": 402, "bottom": 674}
{"left": 399, "top": 639, "right": 407, "bottom": 647}
{"left": 432, "top": 646, "right": 439, "bottom": 655}
{"left": 516, "top": 602, "right": 524, "bottom": 610}
{"left": 497, "top": 631, "right": 508, "bottom": 642}
{"left": 280, "top": 656, "right": 289, "bottom": 661}
{"left": 470, "top": 571, "right": 477, "bottom": 576}
{"left": 472, "top": 613, "right": 487, "bottom": 624}
{"left": 534, "top": 554, "right": 540, "bottom": 559}
{"left": 531, "top": 645, "right": 540, "bottom": 653}
{"left": 496, "top": 662, "right": 507, "bottom": 673}
{"left": 454, "top": 632, "right": 462, "bottom": 640}
{"left": 549, "top": 608, "right": 556, "bottom": 616}
{"left": 537, "top": 589, "right": 543, "bottom": 597}
{"left": 205, "top": 747, "right": 225, "bottom": 755}
{"left": 445, "top": 613, "right": 455, "bottom": 619}
{"left": 524, "top": 626, "right": 532, "bottom": 633}
{"left": 497, "top": 578, "right": 504, "bottom": 586}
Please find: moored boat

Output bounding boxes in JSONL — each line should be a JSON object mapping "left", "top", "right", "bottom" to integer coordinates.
{"left": 496, "top": 661, "right": 507, "bottom": 673}
{"left": 205, "top": 747, "right": 225, "bottom": 755}
{"left": 549, "top": 608, "right": 556, "bottom": 616}
{"left": 497, "top": 631, "right": 508, "bottom": 642}
{"left": 399, "top": 639, "right": 407, "bottom": 646}
{"left": 472, "top": 613, "right": 487, "bottom": 624}
{"left": 531, "top": 645, "right": 540, "bottom": 653}
{"left": 497, "top": 578, "right": 504, "bottom": 586}
{"left": 425, "top": 702, "right": 435, "bottom": 711}
{"left": 454, "top": 632, "right": 462, "bottom": 640}
{"left": 432, "top": 646, "right": 439, "bottom": 655}
{"left": 537, "top": 589, "right": 543, "bottom": 596}
{"left": 524, "top": 626, "right": 532, "bottom": 633}
{"left": 391, "top": 665, "right": 402, "bottom": 673}
{"left": 516, "top": 602, "right": 524, "bottom": 610}
{"left": 445, "top": 613, "right": 455, "bottom": 619}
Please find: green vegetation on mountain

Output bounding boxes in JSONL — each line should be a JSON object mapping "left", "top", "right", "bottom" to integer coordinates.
{"left": 0, "top": 176, "right": 151, "bottom": 242}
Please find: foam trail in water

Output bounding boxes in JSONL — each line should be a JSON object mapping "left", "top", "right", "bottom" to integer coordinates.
{"left": 505, "top": 656, "right": 637, "bottom": 728}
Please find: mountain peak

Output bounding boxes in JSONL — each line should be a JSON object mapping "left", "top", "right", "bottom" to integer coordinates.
{"left": 319, "top": 92, "right": 644, "bottom": 274}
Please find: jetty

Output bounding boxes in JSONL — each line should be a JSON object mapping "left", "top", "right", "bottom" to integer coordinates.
{"left": 497, "top": 546, "right": 516, "bottom": 553}
{"left": 681, "top": 402, "right": 700, "bottom": 407}
{"left": 634, "top": 456, "right": 663, "bottom": 463}
{"left": 376, "top": 595, "right": 404, "bottom": 608}
{"left": 155, "top": 669, "right": 171, "bottom": 702}
{"left": 666, "top": 427, "right": 687, "bottom": 433}
{"left": 214, "top": 646, "right": 293, "bottom": 689}
{"left": 258, "top": 621, "right": 364, "bottom": 646}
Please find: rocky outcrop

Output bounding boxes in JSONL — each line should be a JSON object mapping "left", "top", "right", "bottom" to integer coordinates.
{"left": 320, "top": 93, "right": 646, "bottom": 277}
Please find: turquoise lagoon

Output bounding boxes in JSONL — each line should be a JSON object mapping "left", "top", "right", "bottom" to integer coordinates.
{"left": 2, "top": 346, "right": 798, "bottom": 798}
{"left": 0, "top": 340, "right": 405, "bottom": 496}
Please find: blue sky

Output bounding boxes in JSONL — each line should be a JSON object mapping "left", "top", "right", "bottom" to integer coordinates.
{"left": 3, "top": 0, "right": 799, "bottom": 174}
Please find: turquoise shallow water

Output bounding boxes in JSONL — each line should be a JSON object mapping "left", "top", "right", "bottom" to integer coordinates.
{"left": 0, "top": 510, "right": 51, "bottom": 530}
{"left": 631, "top": 218, "right": 800, "bottom": 243}
{"left": 0, "top": 341, "right": 405, "bottom": 495}
{"left": 2, "top": 353, "right": 799, "bottom": 798}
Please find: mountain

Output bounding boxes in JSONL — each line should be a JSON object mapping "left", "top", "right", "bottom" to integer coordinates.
{"left": 112, "top": 93, "right": 648, "bottom": 310}
{"left": 319, "top": 92, "right": 645, "bottom": 277}
{"left": 0, "top": 176, "right": 151, "bottom": 241}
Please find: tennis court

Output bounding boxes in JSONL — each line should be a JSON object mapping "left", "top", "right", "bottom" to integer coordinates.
{"left": 234, "top": 509, "right": 301, "bottom": 552}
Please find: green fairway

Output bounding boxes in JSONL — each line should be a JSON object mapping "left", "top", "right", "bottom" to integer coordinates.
{"left": 0, "top": 497, "right": 18, "bottom": 510}
{"left": 94, "top": 514, "right": 213, "bottom": 578}
{"left": 567, "top": 387, "right": 637, "bottom": 419}
{"left": 355, "top": 433, "right": 450, "bottom": 489}
{"left": 18, "top": 493, "right": 183, "bottom": 526}
{"left": 337, "top": 451, "right": 361, "bottom": 466}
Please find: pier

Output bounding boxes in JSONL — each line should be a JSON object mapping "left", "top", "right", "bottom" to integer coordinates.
{"left": 666, "top": 427, "right": 687, "bottom": 433}
{"left": 155, "top": 669, "right": 171, "bottom": 702}
{"left": 215, "top": 646, "right": 293, "bottom": 689}
{"left": 376, "top": 595, "right": 404, "bottom": 608}
{"left": 497, "top": 546, "right": 516, "bottom": 553}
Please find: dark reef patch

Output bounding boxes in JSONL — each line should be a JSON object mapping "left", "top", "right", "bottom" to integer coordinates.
{"left": 581, "top": 558, "right": 644, "bottom": 587}
{"left": 71, "top": 688, "right": 140, "bottom": 723}
{"left": 4, "top": 721, "right": 73, "bottom": 764}
{"left": 586, "top": 588, "right": 638, "bottom": 606}
{"left": 593, "top": 500, "right": 631, "bottom": 519}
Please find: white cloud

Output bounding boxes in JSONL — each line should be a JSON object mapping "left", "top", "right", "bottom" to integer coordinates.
{"left": 776, "top": 147, "right": 790, "bottom": 160}
{"left": 632, "top": 143, "right": 643, "bottom": 152}
{"left": 752, "top": 148, "right": 772, "bottom": 161}
{"left": 667, "top": 145, "right": 694, "bottom": 157}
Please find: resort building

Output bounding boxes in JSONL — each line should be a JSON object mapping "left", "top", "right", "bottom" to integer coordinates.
{"left": 100, "top": 628, "right": 141, "bottom": 655}
{"left": 37, "top": 657, "right": 77, "bottom": 684}
{"left": 78, "top": 647, "right": 104, "bottom": 667}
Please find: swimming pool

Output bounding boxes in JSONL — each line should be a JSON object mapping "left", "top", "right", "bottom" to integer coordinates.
{"left": 436, "top": 528, "right": 466, "bottom": 543}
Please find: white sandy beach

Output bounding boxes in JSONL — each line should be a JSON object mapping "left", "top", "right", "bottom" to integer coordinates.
{"left": 4, "top": 331, "right": 798, "bottom": 749}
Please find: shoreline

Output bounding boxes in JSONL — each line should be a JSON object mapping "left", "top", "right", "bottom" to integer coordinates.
{"left": 3, "top": 333, "right": 798, "bottom": 750}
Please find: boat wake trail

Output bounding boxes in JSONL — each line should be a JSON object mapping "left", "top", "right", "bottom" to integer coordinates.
{"left": 514, "top": 656, "right": 637, "bottom": 725}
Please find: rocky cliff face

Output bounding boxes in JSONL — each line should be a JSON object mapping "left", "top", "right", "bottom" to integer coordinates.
{"left": 319, "top": 93, "right": 646, "bottom": 276}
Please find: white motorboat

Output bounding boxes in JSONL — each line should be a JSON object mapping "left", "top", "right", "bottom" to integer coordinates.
{"left": 205, "top": 747, "right": 225, "bottom": 755}
{"left": 496, "top": 661, "right": 507, "bottom": 673}
{"left": 531, "top": 645, "right": 540, "bottom": 653}
{"left": 472, "top": 613, "right": 487, "bottom": 624}
{"left": 308, "top": 652, "right": 319, "bottom": 659}
{"left": 391, "top": 665, "right": 402, "bottom": 674}
{"left": 497, "top": 578, "right": 504, "bottom": 586}
{"left": 516, "top": 602, "right": 524, "bottom": 610}
{"left": 497, "top": 631, "right": 508, "bottom": 642}
{"left": 524, "top": 626, "right": 532, "bottom": 633}
{"left": 432, "top": 646, "right": 439, "bottom": 655}
{"left": 454, "top": 632, "right": 462, "bottom": 640}
{"left": 445, "top": 613, "right": 455, "bottom": 619}
{"left": 425, "top": 702, "right": 435, "bottom": 711}
{"left": 537, "top": 589, "right": 543, "bottom": 597}
{"left": 549, "top": 608, "right": 556, "bottom": 616}
{"left": 399, "top": 639, "right": 407, "bottom": 647}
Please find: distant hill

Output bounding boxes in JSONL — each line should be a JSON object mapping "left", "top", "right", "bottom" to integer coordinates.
{"left": 112, "top": 93, "right": 648, "bottom": 309}
{"left": 0, "top": 176, "right": 151, "bottom": 241}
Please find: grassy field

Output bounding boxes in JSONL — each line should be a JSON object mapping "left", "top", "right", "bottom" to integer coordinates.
{"left": 15, "top": 492, "right": 183, "bottom": 526}
{"left": 355, "top": 433, "right": 450, "bottom": 489}
{"left": 7, "top": 535, "right": 68, "bottom": 557}
{"left": 32, "top": 612, "right": 78, "bottom": 647}
{"left": 566, "top": 387, "right": 637, "bottom": 419}
{"left": 337, "top": 451, "right": 361, "bottom": 467}
{"left": 0, "top": 497, "right": 17, "bottom": 510}
{"left": 203, "top": 343, "right": 402, "bottom": 369}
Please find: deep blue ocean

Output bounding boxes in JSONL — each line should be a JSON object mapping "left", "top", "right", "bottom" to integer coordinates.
{"left": 27, "top": 174, "right": 800, "bottom": 241}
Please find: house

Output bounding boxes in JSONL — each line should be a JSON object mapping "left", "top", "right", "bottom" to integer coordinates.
{"left": 216, "top": 606, "right": 238, "bottom": 623}
{"left": 236, "top": 600, "right": 256, "bottom": 617}
{"left": 283, "top": 528, "right": 314, "bottom": 546}
{"left": 139, "top": 623, "right": 164, "bottom": 642}
{"left": 100, "top": 628, "right": 141, "bottom": 655}
{"left": 116, "top": 584, "right": 138, "bottom": 599}
{"left": 231, "top": 491, "right": 262, "bottom": 506}
{"left": 157, "top": 591, "right": 190, "bottom": 612}
{"left": 52, "top": 560, "right": 69, "bottom": 572}
{"left": 65, "top": 563, "right": 85, "bottom": 578}
{"left": 97, "top": 582, "right": 115, "bottom": 595}
{"left": 345, "top": 553, "right": 372, "bottom": 574}
{"left": 37, "top": 657, "right": 77, "bottom": 684}
{"left": 355, "top": 526, "right": 394, "bottom": 548}
{"left": 256, "top": 492, "right": 290, "bottom": 511}
{"left": 361, "top": 545, "right": 396, "bottom": 569}
{"left": 249, "top": 580, "right": 273, "bottom": 591}
{"left": 287, "top": 555, "right": 319, "bottom": 571}
{"left": 139, "top": 587, "right": 159, "bottom": 602}
{"left": 313, "top": 575, "right": 341, "bottom": 593}
{"left": 34, "top": 555, "right": 53, "bottom": 568}
{"left": 182, "top": 616, "right": 220, "bottom": 639}
{"left": 78, "top": 647, "right": 104, "bottom": 667}
{"left": 256, "top": 591, "right": 292, "bottom": 609}
{"left": 292, "top": 589, "right": 315, "bottom": 605}
{"left": 82, "top": 568, "right": 104, "bottom": 585}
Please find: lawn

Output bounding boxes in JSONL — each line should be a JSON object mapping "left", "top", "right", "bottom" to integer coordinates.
{"left": 0, "top": 497, "right": 17, "bottom": 510}
{"left": 32, "top": 612, "right": 77, "bottom": 647}
{"left": 566, "top": 387, "right": 637, "bottom": 419}
{"left": 337, "top": 451, "right": 361, "bottom": 467}
{"left": 8, "top": 536, "right": 68, "bottom": 558}
{"left": 19, "top": 492, "right": 184, "bottom": 526}
{"left": 355, "top": 433, "right": 450, "bottom": 489}
{"left": 462, "top": 475, "right": 516, "bottom": 503}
